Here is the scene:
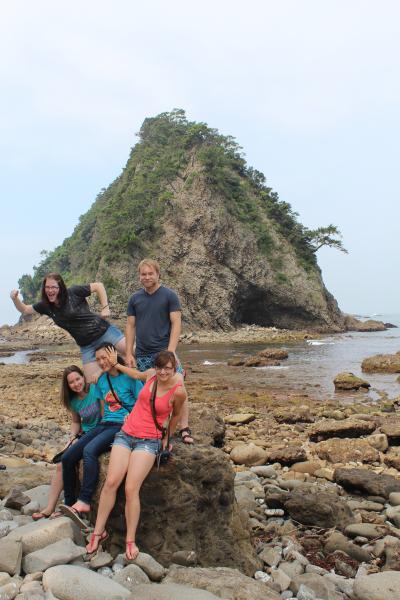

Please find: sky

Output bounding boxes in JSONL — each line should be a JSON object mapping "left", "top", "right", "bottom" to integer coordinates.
{"left": 1, "top": 0, "right": 399, "bottom": 326}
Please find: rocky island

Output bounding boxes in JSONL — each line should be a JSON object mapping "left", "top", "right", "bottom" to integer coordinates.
{"left": 1, "top": 111, "right": 399, "bottom": 599}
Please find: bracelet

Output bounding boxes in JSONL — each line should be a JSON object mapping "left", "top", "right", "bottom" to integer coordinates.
{"left": 112, "top": 362, "right": 118, "bottom": 368}
{"left": 101, "top": 304, "right": 109, "bottom": 309}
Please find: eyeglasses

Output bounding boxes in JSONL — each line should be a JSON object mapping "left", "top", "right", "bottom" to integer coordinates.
{"left": 45, "top": 286, "right": 59, "bottom": 290}
{"left": 155, "top": 365, "right": 174, "bottom": 372}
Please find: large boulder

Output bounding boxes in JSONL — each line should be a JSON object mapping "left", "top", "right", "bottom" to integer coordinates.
{"left": 132, "top": 582, "right": 223, "bottom": 599}
{"left": 333, "top": 372, "right": 370, "bottom": 391}
{"left": 334, "top": 468, "right": 400, "bottom": 499}
{"left": 308, "top": 418, "right": 376, "bottom": 441}
{"left": 345, "top": 316, "right": 387, "bottom": 332}
{"left": 362, "top": 352, "right": 400, "bottom": 373}
{"left": 265, "top": 445, "right": 306, "bottom": 465}
{"left": 0, "top": 457, "right": 55, "bottom": 498}
{"left": 91, "top": 444, "right": 260, "bottom": 575}
{"left": 43, "top": 564, "right": 131, "bottom": 600}
{"left": 313, "top": 438, "right": 380, "bottom": 464}
{"left": 379, "top": 418, "right": 400, "bottom": 444}
{"left": 6, "top": 516, "right": 81, "bottom": 554}
{"left": 353, "top": 571, "right": 400, "bottom": 600}
{"left": 281, "top": 488, "right": 355, "bottom": 531}
{"left": 230, "top": 443, "right": 267, "bottom": 466}
{"left": 164, "top": 565, "right": 280, "bottom": 600}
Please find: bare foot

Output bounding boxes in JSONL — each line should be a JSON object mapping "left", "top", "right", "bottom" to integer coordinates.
{"left": 71, "top": 500, "right": 90, "bottom": 513}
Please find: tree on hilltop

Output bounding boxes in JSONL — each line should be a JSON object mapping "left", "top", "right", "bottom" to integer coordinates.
{"left": 306, "top": 224, "right": 348, "bottom": 254}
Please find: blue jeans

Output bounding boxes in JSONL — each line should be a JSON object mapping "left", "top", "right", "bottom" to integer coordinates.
{"left": 61, "top": 423, "right": 121, "bottom": 505}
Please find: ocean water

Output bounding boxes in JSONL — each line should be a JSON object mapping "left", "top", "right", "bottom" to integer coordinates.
{"left": 180, "top": 314, "right": 400, "bottom": 401}
{"left": 2, "top": 314, "right": 400, "bottom": 401}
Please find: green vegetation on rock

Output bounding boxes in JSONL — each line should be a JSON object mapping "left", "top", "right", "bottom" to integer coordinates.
{"left": 19, "top": 110, "right": 346, "bottom": 324}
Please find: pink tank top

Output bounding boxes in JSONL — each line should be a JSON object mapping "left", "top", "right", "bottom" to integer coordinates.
{"left": 122, "top": 376, "right": 182, "bottom": 439}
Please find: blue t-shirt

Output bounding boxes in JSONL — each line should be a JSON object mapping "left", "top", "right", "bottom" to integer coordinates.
{"left": 96, "top": 372, "right": 142, "bottom": 423}
{"left": 69, "top": 384, "right": 102, "bottom": 433}
{"left": 126, "top": 285, "right": 181, "bottom": 356}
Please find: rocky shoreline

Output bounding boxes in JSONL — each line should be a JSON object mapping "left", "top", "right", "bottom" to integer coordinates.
{"left": 1, "top": 320, "right": 400, "bottom": 599}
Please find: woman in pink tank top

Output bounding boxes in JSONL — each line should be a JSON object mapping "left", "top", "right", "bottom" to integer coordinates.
{"left": 85, "top": 349, "right": 187, "bottom": 560}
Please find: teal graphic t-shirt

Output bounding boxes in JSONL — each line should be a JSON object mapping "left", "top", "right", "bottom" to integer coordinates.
{"left": 69, "top": 383, "right": 102, "bottom": 432}
{"left": 96, "top": 372, "right": 142, "bottom": 424}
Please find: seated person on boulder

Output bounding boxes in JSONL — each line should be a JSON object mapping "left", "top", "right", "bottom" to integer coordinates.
{"left": 59, "top": 343, "right": 144, "bottom": 527}
{"left": 85, "top": 348, "right": 187, "bottom": 560}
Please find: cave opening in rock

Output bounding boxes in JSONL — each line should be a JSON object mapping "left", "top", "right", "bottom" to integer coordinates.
{"left": 234, "top": 283, "right": 316, "bottom": 329}
{"left": 234, "top": 283, "right": 275, "bottom": 327}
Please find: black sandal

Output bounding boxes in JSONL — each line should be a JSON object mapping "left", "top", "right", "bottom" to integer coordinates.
{"left": 179, "top": 427, "right": 194, "bottom": 444}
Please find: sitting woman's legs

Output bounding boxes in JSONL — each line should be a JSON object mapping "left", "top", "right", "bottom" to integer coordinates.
{"left": 124, "top": 450, "right": 157, "bottom": 559}
{"left": 86, "top": 444, "right": 131, "bottom": 553}
{"left": 61, "top": 429, "right": 101, "bottom": 506}
{"left": 73, "top": 425, "right": 120, "bottom": 510}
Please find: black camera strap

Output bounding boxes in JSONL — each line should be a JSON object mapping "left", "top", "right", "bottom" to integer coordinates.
{"left": 106, "top": 373, "right": 132, "bottom": 415}
{"left": 149, "top": 378, "right": 172, "bottom": 460}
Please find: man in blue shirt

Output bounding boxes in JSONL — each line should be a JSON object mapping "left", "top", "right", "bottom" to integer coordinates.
{"left": 125, "top": 259, "right": 193, "bottom": 444}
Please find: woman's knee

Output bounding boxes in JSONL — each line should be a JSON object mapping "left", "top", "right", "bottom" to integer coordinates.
{"left": 103, "top": 476, "right": 122, "bottom": 492}
{"left": 125, "top": 483, "right": 140, "bottom": 500}
{"left": 82, "top": 445, "right": 99, "bottom": 461}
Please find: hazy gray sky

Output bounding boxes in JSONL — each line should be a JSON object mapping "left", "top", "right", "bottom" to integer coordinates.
{"left": 2, "top": 0, "right": 399, "bottom": 325}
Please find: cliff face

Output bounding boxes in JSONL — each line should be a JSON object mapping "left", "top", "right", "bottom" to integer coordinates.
{"left": 20, "top": 110, "right": 345, "bottom": 332}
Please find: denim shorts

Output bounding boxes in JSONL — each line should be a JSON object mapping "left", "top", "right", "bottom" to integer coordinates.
{"left": 113, "top": 430, "right": 161, "bottom": 455}
{"left": 80, "top": 324, "right": 125, "bottom": 364}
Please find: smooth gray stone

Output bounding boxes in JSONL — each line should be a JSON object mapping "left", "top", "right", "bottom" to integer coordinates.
{"left": 21, "top": 501, "right": 40, "bottom": 516}
{"left": 0, "top": 577, "right": 22, "bottom": 600}
{"left": 88, "top": 551, "right": 113, "bottom": 569}
{"left": 43, "top": 565, "right": 131, "bottom": 600}
{"left": 112, "top": 564, "right": 150, "bottom": 590}
{"left": 0, "top": 510, "right": 14, "bottom": 522}
{"left": 251, "top": 466, "right": 278, "bottom": 478}
{"left": 291, "top": 573, "right": 344, "bottom": 600}
{"left": 353, "top": 571, "right": 400, "bottom": 600}
{"left": 0, "top": 539, "right": 22, "bottom": 575}
{"left": 7, "top": 517, "right": 80, "bottom": 555}
{"left": 132, "top": 583, "right": 224, "bottom": 599}
{"left": 389, "top": 492, "right": 400, "bottom": 506}
{"left": 23, "top": 538, "right": 85, "bottom": 574}
{"left": 344, "top": 523, "right": 384, "bottom": 539}
{"left": 129, "top": 552, "right": 165, "bottom": 582}
{"left": 0, "top": 573, "right": 11, "bottom": 586}
{"left": 24, "top": 486, "right": 52, "bottom": 509}
{"left": 234, "top": 485, "right": 258, "bottom": 512}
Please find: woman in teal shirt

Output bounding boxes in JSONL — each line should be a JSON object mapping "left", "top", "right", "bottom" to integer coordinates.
{"left": 32, "top": 365, "right": 102, "bottom": 520}
{"left": 59, "top": 343, "right": 144, "bottom": 527}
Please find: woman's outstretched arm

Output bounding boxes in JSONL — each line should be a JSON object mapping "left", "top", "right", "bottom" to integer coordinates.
{"left": 10, "top": 290, "right": 35, "bottom": 315}
{"left": 89, "top": 282, "right": 110, "bottom": 318}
